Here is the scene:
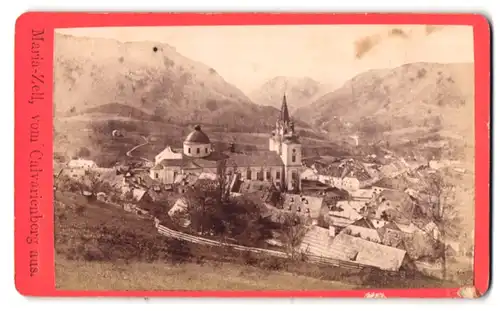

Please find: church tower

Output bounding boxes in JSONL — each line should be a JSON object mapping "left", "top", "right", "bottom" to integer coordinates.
{"left": 269, "top": 94, "right": 302, "bottom": 192}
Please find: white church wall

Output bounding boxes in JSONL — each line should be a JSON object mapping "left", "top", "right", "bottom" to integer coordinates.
{"left": 183, "top": 143, "right": 211, "bottom": 158}
{"left": 155, "top": 146, "right": 182, "bottom": 164}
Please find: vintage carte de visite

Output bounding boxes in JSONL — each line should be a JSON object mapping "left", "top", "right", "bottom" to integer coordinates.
{"left": 14, "top": 12, "right": 490, "bottom": 298}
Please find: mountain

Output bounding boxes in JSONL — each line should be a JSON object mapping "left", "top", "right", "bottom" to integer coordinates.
{"left": 53, "top": 33, "right": 280, "bottom": 132}
{"left": 249, "top": 76, "right": 331, "bottom": 112}
{"left": 294, "top": 62, "right": 475, "bottom": 160}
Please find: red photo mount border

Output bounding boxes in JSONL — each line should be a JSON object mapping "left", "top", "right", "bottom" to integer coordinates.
{"left": 14, "top": 12, "right": 491, "bottom": 298}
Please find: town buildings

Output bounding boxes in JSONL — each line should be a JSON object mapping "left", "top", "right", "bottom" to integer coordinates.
{"left": 150, "top": 94, "right": 303, "bottom": 192}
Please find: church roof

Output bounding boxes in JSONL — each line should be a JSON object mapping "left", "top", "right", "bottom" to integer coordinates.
{"left": 154, "top": 149, "right": 284, "bottom": 170}
{"left": 227, "top": 150, "right": 284, "bottom": 167}
{"left": 184, "top": 125, "right": 211, "bottom": 144}
{"left": 156, "top": 159, "right": 186, "bottom": 168}
{"left": 280, "top": 94, "right": 290, "bottom": 123}
{"left": 283, "top": 136, "right": 300, "bottom": 144}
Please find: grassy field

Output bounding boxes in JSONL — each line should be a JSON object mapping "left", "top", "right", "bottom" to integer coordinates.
{"left": 55, "top": 256, "right": 356, "bottom": 291}
{"left": 54, "top": 191, "right": 362, "bottom": 291}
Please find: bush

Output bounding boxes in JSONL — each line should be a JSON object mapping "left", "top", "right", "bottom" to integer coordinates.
{"left": 240, "top": 251, "right": 260, "bottom": 266}
{"left": 75, "top": 205, "right": 85, "bottom": 215}
{"left": 260, "top": 257, "right": 286, "bottom": 271}
{"left": 167, "top": 239, "right": 192, "bottom": 264}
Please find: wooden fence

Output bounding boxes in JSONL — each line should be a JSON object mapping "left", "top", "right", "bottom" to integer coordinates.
{"left": 156, "top": 223, "right": 364, "bottom": 272}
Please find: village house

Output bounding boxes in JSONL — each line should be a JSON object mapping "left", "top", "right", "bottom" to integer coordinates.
{"left": 263, "top": 193, "right": 325, "bottom": 225}
{"left": 341, "top": 224, "right": 383, "bottom": 243}
{"left": 150, "top": 94, "right": 303, "bottom": 192}
{"left": 167, "top": 198, "right": 191, "bottom": 227}
{"left": 328, "top": 200, "right": 363, "bottom": 229}
{"left": 307, "top": 157, "right": 376, "bottom": 191}
{"left": 370, "top": 189, "right": 416, "bottom": 223}
{"left": 68, "top": 158, "right": 98, "bottom": 170}
{"left": 64, "top": 158, "right": 99, "bottom": 178}
{"left": 349, "top": 188, "right": 376, "bottom": 202}
{"left": 299, "top": 226, "right": 410, "bottom": 272}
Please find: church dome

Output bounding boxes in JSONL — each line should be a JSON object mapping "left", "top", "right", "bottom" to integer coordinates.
{"left": 184, "top": 125, "right": 211, "bottom": 144}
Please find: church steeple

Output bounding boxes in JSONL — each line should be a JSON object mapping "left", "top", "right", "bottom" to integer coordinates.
{"left": 280, "top": 94, "right": 290, "bottom": 123}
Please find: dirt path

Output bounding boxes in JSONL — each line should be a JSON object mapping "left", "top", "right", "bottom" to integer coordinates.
{"left": 126, "top": 136, "right": 152, "bottom": 164}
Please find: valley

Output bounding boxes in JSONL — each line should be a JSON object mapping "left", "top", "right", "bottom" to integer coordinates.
{"left": 52, "top": 26, "right": 477, "bottom": 292}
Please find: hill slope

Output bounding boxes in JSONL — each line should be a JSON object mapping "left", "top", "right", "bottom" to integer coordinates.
{"left": 294, "top": 62, "right": 475, "bottom": 159}
{"left": 249, "top": 76, "right": 331, "bottom": 112}
{"left": 53, "top": 33, "right": 279, "bottom": 132}
{"left": 54, "top": 191, "right": 356, "bottom": 290}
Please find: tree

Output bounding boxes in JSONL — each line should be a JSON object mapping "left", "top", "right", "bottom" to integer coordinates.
{"left": 75, "top": 146, "right": 91, "bottom": 158}
{"left": 183, "top": 186, "right": 218, "bottom": 235}
{"left": 278, "top": 213, "right": 309, "bottom": 260}
{"left": 423, "top": 172, "right": 463, "bottom": 280}
{"left": 216, "top": 158, "right": 237, "bottom": 205}
{"left": 78, "top": 170, "right": 111, "bottom": 197}
{"left": 222, "top": 195, "right": 271, "bottom": 246}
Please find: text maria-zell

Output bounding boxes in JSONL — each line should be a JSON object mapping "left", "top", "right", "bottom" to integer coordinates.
{"left": 27, "top": 28, "right": 45, "bottom": 277}
{"left": 29, "top": 29, "right": 45, "bottom": 105}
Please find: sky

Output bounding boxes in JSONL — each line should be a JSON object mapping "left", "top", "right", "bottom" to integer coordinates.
{"left": 56, "top": 25, "right": 474, "bottom": 93}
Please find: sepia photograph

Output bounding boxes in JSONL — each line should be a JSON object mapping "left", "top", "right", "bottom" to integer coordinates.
{"left": 52, "top": 24, "right": 476, "bottom": 291}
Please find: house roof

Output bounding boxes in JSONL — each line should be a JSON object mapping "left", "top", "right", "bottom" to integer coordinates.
{"left": 370, "top": 218, "right": 389, "bottom": 229}
{"left": 299, "top": 229, "right": 407, "bottom": 271}
{"left": 350, "top": 188, "right": 375, "bottom": 199}
{"left": 300, "top": 168, "right": 318, "bottom": 179}
{"left": 198, "top": 172, "right": 218, "bottom": 180}
{"left": 350, "top": 218, "right": 375, "bottom": 229}
{"left": 151, "top": 163, "right": 164, "bottom": 170}
{"left": 330, "top": 201, "right": 363, "bottom": 221}
{"left": 395, "top": 222, "right": 425, "bottom": 234}
{"left": 158, "top": 158, "right": 186, "bottom": 167}
{"left": 299, "top": 226, "right": 336, "bottom": 258}
{"left": 314, "top": 159, "right": 373, "bottom": 181}
{"left": 68, "top": 159, "right": 96, "bottom": 167}
{"left": 329, "top": 216, "right": 358, "bottom": 228}
{"left": 282, "top": 194, "right": 324, "bottom": 219}
{"left": 379, "top": 228, "right": 406, "bottom": 248}
{"left": 381, "top": 221, "right": 401, "bottom": 231}
{"left": 328, "top": 233, "right": 407, "bottom": 271}
{"left": 168, "top": 198, "right": 189, "bottom": 216}
{"left": 132, "top": 188, "right": 147, "bottom": 201}
{"left": 173, "top": 173, "right": 199, "bottom": 186}
{"left": 342, "top": 201, "right": 368, "bottom": 214}
{"left": 342, "top": 225, "right": 382, "bottom": 243}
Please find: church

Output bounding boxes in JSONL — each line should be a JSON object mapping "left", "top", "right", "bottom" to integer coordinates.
{"left": 150, "top": 94, "right": 302, "bottom": 192}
